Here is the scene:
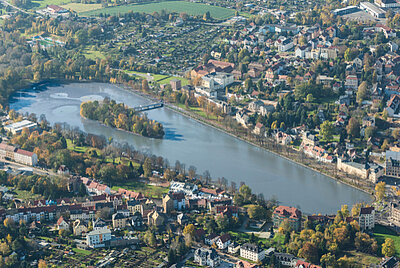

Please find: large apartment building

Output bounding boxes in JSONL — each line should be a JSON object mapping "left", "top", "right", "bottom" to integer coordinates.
{"left": 0, "top": 142, "right": 38, "bottom": 166}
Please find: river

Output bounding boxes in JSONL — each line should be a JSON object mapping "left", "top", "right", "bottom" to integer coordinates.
{"left": 9, "top": 82, "right": 371, "bottom": 214}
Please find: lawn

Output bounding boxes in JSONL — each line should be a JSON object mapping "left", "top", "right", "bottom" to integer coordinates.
{"left": 373, "top": 225, "right": 400, "bottom": 257}
{"left": 81, "top": 1, "right": 236, "bottom": 20}
{"left": 72, "top": 247, "right": 92, "bottom": 256}
{"left": 111, "top": 181, "right": 168, "bottom": 198}
{"left": 30, "top": 0, "right": 72, "bottom": 9}
{"left": 155, "top": 75, "right": 189, "bottom": 86}
{"left": 61, "top": 3, "right": 102, "bottom": 13}
{"left": 66, "top": 139, "right": 94, "bottom": 153}
{"left": 14, "top": 189, "right": 43, "bottom": 201}
{"left": 84, "top": 49, "right": 106, "bottom": 60}
{"left": 176, "top": 103, "right": 218, "bottom": 120}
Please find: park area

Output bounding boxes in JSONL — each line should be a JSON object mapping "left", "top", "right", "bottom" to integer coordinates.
{"left": 81, "top": 1, "right": 236, "bottom": 19}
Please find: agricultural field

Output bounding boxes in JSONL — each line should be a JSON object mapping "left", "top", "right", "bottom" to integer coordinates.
{"left": 61, "top": 3, "right": 102, "bottom": 13}
{"left": 82, "top": 1, "right": 236, "bottom": 20}
{"left": 30, "top": 0, "right": 72, "bottom": 10}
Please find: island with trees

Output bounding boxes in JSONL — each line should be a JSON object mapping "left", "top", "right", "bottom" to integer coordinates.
{"left": 80, "top": 97, "right": 165, "bottom": 139}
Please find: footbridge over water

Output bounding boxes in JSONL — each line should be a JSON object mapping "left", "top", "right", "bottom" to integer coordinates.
{"left": 133, "top": 102, "right": 164, "bottom": 112}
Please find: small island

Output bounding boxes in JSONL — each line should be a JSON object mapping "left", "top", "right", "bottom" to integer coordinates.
{"left": 80, "top": 97, "right": 165, "bottom": 139}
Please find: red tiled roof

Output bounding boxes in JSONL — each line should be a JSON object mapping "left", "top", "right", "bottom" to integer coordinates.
{"left": 274, "top": 205, "right": 301, "bottom": 219}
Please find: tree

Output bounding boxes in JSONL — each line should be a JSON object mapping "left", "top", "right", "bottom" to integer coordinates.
{"left": 306, "top": 93, "right": 315, "bottom": 103}
{"left": 356, "top": 81, "right": 368, "bottom": 104}
{"left": 168, "top": 249, "right": 176, "bottom": 265}
{"left": 382, "top": 238, "right": 396, "bottom": 257}
{"left": 38, "top": 259, "right": 47, "bottom": 268}
{"left": 238, "top": 184, "right": 252, "bottom": 202}
{"left": 320, "top": 253, "right": 337, "bottom": 267}
{"left": 183, "top": 224, "right": 195, "bottom": 238}
{"left": 392, "top": 128, "right": 400, "bottom": 139}
{"left": 320, "top": 121, "right": 334, "bottom": 141}
{"left": 247, "top": 205, "right": 267, "bottom": 220}
{"left": 142, "top": 79, "right": 150, "bottom": 92}
{"left": 143, "top": 157, "right": 152, "bottom": 178}
{"left": 299, "top": 242, "right": 319, "bottom": 264}
{"left": 203, "top": 11, "right": 210, "bottom": 21}
{"left": 341, "top": 204, "right": 350, "bottom": 218}
{"left": 365, "top": 126, "right": 376, "bottom": 140}
{"left": 347, "top": 117, "right": 360, "bottom": 138}
{"left": 144, "top": 230, "right": 157, "bottom": 247}
{"left": 375, "top": 181, "right": 386, "bottom": 201}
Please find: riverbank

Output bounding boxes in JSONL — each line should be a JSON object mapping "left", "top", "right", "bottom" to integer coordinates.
{"left": 119, "top": 84, "right": 374, "bottom": 198}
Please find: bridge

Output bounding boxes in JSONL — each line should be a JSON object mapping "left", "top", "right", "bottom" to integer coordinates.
{"left": 133, "top": 102, "right": 164, "bottom": 112}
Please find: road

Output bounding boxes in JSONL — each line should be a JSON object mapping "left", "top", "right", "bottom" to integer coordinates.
{"left": 0, "top": 0, "right": 32, "bottom": 15}
{"left": 2, "top": 159, "right": 58, "bottom": 177}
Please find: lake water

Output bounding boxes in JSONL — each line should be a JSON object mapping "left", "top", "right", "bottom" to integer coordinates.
{"left": 10, "top": 82, "right": 371, "bottom": 214}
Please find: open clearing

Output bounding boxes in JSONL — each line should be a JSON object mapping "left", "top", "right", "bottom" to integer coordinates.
{"left": 61, "top": 3, "right": 102, "bottom": 13}
{"left": 81, "top": 1, "right": 235, "bottom": 19}
{"left": 31, "top": 0, "right": 72, "bottom": 10}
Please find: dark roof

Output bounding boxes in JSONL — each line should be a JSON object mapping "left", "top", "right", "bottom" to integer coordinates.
{"left": 360, "top": 207, "right": 374, "bottom": 215}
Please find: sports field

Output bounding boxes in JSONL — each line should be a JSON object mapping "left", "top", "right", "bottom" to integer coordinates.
{"left": 82, "top": 1, "right": 236, "bottom": 19}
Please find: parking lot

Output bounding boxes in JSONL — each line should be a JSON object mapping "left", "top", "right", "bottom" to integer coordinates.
{"left": 343, "top": 10, "right": 387, "bottom": 23}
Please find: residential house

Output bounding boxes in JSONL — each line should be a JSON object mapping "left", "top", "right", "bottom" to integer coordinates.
{"left": 345, "top": 75, "right": 358, "bottom": 90}
{"left": 359, "top": 207, "right": 375, "bottom": 231}
{"left": 86, "top": 228, "right": 112, "bottom": 248}
{"left": 276, "top": 131, "right": 293, "bottom": 145}
{"left": 274, "top": 253, "right": 297, "bottom": 267}
{"left": 147, "top": 210, "right": 165, "bottom": 227}
{"left": 236, "top": 260, "right": 259, "bottom": 268}
{"left": 57, "top": 216, "right": 69, "bottom": 231}
{"left": 112, "top": 212, "right": 128, "bottom": 229}
{"left": 228, "top": 242, "right": 241, "bottom": 254}
{"left": 240, "top": 243, "right": 265, "bottom": 262}
{"left": 389, "top": 202, "right": 400, "bottom": 227}
{"left": 215, "top": 233, "right": 231, "bottom": 249}
{"left": 236, "top": 109, "right": 250, "bottom": 128}
{"left": 295, "top": 260, "right": 322, "bottom": 268}
{"left": 73, "top": 219, "right": 88, "bottom": 236}
{"left": 93, "top": 218, "right": 107, "bottom": 230}
{"left": 253, "top": 123, "right": 265, "bottom": 136}
{"left": 205, "top": 233, "right": 219, "bottom": 246}
{"left": 386, "top": 150, "right": 400, "bottom": 178}
{"left": 273, "top": 206, "right": 302, "bottom": 232}
{"left": 131, "top": 211, "right": 143, "bottom": 229}
{"left": 194, "top": 248, "right": 220, "bottom": 268}
{"left": 386, "top": 95, "right": 400, "bottom": 117}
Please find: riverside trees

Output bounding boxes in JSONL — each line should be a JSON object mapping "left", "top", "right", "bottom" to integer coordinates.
{"left": 80, "top": 98, "right": 164, "bottom": 138}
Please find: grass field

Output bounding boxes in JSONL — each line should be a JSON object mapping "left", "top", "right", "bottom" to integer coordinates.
{"left": 72, "top": 248, "right": 91, "bottom": 256}
{"left": 14, "top": 189, "right": 43, "bottom": 201}
{"left": 111, "top": 181, "right": 168, "bottom": 198}
{"left": 82, "top": 1, "right": 236, "bottom": 19}
{"left": 31, "top": 0, "right": 72, "bottom": 9}
{"left": 374, "top": 225, "right": 400, "bottom": 257}
{"left": 61, "top": 3, "right": 102, "bottom": 13}
{"left": 84, "top": 49, "right": 106, "bottom": 60}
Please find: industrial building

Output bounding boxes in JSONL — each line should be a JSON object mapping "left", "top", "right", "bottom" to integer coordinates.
{"left": 332, "top": 6, "right": 359, "bottom": 16}
{"left": 360, "top": 2, "right": 386, "bottom": 18}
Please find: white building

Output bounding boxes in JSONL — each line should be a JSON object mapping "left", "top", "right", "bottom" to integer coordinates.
{"left": 169, "top": 181, "right": 198, "bottom": 195}
{"left": 240, "top": 243, "right": 265, "bottom": 262}
{"left": 194, "top": 248, "right": 220, "bottom": 268}
{"left": 359, "top": 207, "right": 375, "bottom": 231}
{"left": 86, "top": 228, "right": 112, "bottom": 248}
{"left": 4, "top": 120, "right": 37, "bottom": 135}
{"left": 215, "top": 234, "right": 231, "bottom": 249}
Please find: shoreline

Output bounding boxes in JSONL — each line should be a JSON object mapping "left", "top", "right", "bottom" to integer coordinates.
{"left": 120, "top": 84, "right": 374, "bottom": 198}
{"left": 11, "top": 80, "right": 374, "bottom": 199}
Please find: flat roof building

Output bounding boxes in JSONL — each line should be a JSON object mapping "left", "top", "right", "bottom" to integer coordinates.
{"left": 360, "top": 2, "right": 385, "bottom": 18}
{"left": 4, "top": 120, "right": 37, "bottom": 135}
